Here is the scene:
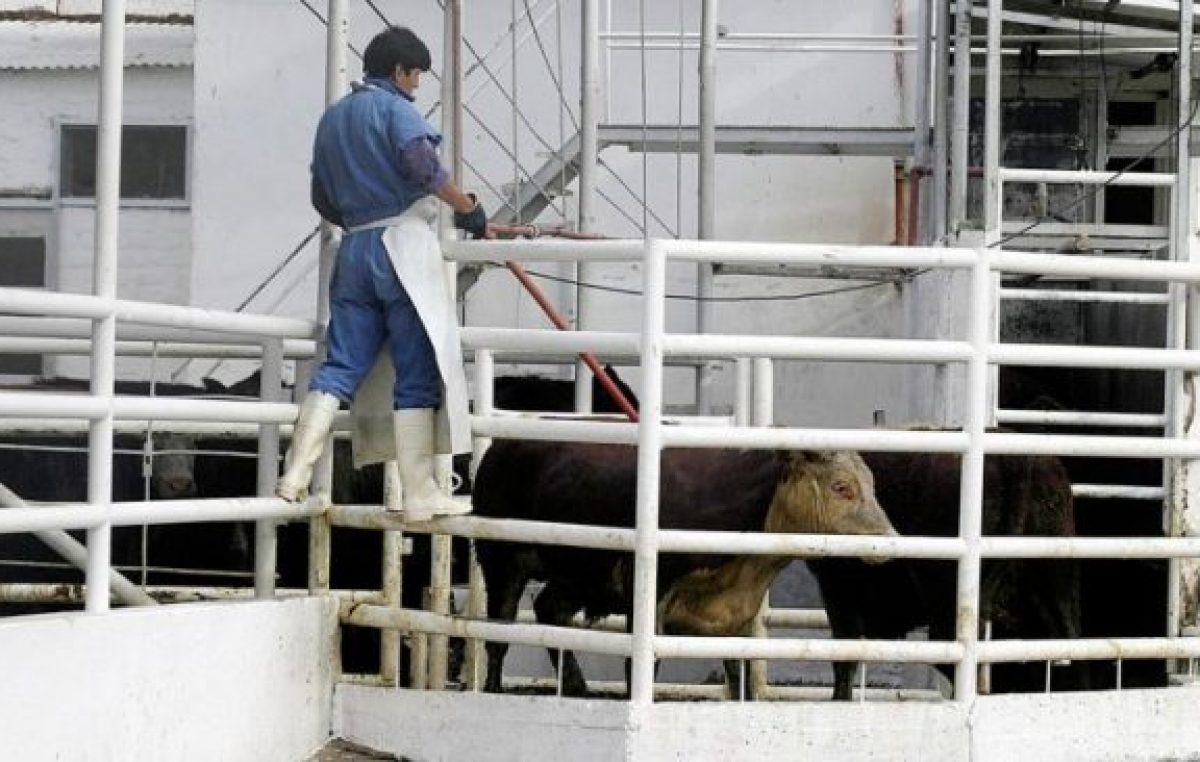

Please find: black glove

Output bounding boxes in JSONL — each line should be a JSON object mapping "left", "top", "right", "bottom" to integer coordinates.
{"left": 453, "top": 194, "right": 488, "bottom": 239}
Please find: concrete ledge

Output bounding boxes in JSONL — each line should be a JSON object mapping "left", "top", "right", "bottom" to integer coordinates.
{"left": 336, "top": 685, "right": 1200, "bottom": 761}
{"left": 0, "top": 597, "right": 337, "bottom": 762}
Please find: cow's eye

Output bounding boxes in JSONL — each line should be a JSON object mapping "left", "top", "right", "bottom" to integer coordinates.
{"left": 831, "top": 479, "right": 856, "bottom": 500}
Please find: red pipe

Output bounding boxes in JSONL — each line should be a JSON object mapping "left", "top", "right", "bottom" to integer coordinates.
{"left": 500, "top": 259, "right": 640, "bottom": 423}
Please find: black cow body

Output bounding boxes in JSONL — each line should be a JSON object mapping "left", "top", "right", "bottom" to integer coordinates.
{"left": 493, "top": 365, "right": 637, "bottom": 415}
{"left": 0, "top": 378, "right": 246, "bottom": 608}
{"left": 809, "top": 450, "right": 1084, "bottom": 699}
{"left": 472, "top": 440, "right": 894, "bottom": 698}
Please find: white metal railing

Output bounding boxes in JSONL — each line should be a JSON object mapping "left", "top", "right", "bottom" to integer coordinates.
{"left": 0, "top": 283, "right": 314, "bottom": 604}
{"left": 424, "top": 236, "right": 1200, "bottom": 705}
{"left": 7, "top": 233, "right": 1200, "bottom": 703}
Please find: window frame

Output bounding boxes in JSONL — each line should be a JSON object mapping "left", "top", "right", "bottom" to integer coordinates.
{"left": 54, "top": 119, "right": 192, "bottom": 209}
{"left": 0, "top": 206, "right": 54, "bottom": 382}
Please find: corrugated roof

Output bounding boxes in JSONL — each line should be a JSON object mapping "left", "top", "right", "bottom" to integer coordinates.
{"left": 0, "top": 19, "right": 192, "bottom": 71}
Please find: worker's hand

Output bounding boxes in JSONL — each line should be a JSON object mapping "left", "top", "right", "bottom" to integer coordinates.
{"left": 453, "top": 193, "right": 489, "bottom": 239}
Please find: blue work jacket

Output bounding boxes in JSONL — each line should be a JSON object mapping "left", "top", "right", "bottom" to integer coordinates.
{"left": 311, "top": 75, "right": 444, "bottom": 229}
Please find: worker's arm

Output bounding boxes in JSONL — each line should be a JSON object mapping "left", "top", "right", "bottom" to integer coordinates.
{"left": 401, "top": 137, "right": 490, "bottom": 237}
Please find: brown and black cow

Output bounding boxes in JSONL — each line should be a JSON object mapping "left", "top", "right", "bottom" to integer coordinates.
{"left": 472, "top": 440, "right": 897, "bottom": 698}
{"left": 809, "top": 449, "right": 1086, "bottom": 699}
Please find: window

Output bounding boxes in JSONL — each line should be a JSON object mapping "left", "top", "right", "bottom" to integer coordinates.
{"left": 0, "top": 235, "right": 47, "bottom": 376}
{"left": 59, "top": 125, "right": 188, "bottom": 201}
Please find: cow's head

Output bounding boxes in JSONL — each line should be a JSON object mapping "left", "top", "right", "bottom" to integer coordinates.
{"left": 766, "top": 450, "right": 897, "bottom": 560}
{"left": 150, "top": 432, "right": 197, "bottom": 499}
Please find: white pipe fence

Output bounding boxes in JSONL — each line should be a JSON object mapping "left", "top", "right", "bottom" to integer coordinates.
{"left": 7, "top": 232, "right": 1200, "bottom": 701}
{"left": 422, "top": 236, "right": 1200, "bottom": 703}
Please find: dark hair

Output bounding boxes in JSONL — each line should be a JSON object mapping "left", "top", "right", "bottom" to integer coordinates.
{"left": 363, "top": 26, "right": 432, "bottom": 77}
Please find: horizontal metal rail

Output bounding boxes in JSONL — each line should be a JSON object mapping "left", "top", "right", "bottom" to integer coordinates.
{"left": 991, "top": 251, "right": 1200, "bottom": 283}
{"left": 995, "top": 409, "right": 1166, "bottom": 428}
{"left": 460, "top": 327, "right": 640, "bottom": 356}
{"left": 0, "top": 497, "right": 318, "bottom": 535}
{"left": 0, "top": 287, "right": 313, "bottom": 338}
{"left": 977, "top": 638, "right": 1200, "bottom": 663}
{"left": 0, "top": 415, "right": 353, "bottom": 437}
{"left": 0, "top": 337, "right": 316, "bottom": 360}
{"left": 445, "top": 238, "right": 643, "bottom": 263}
{"left": 329, "top": 506, "right": 1200, "bottom": 561}
{"left": 1000, "top": 288, "right": 1171, "bottom": 305}
{"left": 660, "top": 426, "right": 970, "bottom": 452}
{"left": 663, "top": 335, "right": 972, "bottom": 364}
{"left": 999, "top": 167, "right": 1177, "bottom": 187}
{"left": 1072, "top": 484, "right": 1165, "bottom": 500}
{"left": 652, "top": 634, "right": 963, "bottom": 663}
{"left": 0, "top": 393, "right": 298, "bottom": 424}
{"left": 470, "top": 415, "right": 640, "bottom": 444}
{"left": 340, "top": 603, "right": 633, "bottom": 657}
{"left": 330, "top": 506, "right": 637, "bottom": 552}
{"left": 992, "top": 343, "right": 1200, "bottom": 370}
{"left": 0, "top": 315, "right": 316, "bottom": 347}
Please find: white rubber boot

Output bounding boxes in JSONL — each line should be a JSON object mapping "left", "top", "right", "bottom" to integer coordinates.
{"left": 276, "top": 391, "right": 340, "bottom": 502}
{"left": 393, "top": 408, "right": 471, "bottom": 520}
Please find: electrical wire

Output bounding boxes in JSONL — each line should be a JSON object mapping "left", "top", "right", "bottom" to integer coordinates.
{"left": 514, "top": 266, "right": 907, "bottom": 303}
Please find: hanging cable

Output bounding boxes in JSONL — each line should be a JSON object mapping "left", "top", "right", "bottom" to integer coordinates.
{"left": 516, "top": 266, "right": 905, "bottom": 303}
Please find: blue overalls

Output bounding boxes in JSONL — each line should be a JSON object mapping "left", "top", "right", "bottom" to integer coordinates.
{"left": 308, "top": 77, "right": 444, "bottom": 410}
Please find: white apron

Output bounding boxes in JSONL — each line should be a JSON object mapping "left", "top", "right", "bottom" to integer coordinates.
{"left": 348, "top": 197, "right": 472, "bottom": 467}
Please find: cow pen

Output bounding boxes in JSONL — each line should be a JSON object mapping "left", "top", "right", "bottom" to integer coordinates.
{"left": 4, "top": 235, "right": 1200, "bottom": 758}
{"left": 3, "top": 0, "right": 1200, "bottom": 759}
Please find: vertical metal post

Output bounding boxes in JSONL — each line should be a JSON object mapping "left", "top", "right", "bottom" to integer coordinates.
{"left": 576, "top": 0, "right": 601, "bottom": 413}
{"left": 746, "top": 357, "right": 773, "bottom": 698}
{"left": 380, "top": 462, "right": 404, "bottom": 686}
{"left": 464, "top": 349, "right": 493, "bottom": 691}
{"left": 255, "top": 339, "right": 283, "bottom": 598}
{"left": 1093, "top": 85, "right": 1109, "bottom": 221}
{"left": 318, "top": 0, "right": 348, "bottom": 335}
{"left": 1168, "top": 0, "right": 1195, "bottom": 646}
{"left": 954, "top": 248, "right": 991, "bottom": 703}
{"left": 426, "top": 1, "right": 464, "bottom": 690}
{"left": 752, "top": 357, "right": 773, "bottom": 428}
{"left": 912, "top": 0, "right": 934, "bottom": 245}
{"left": 932, "top": 0, "right": 950, "bottom": 241}
{"left": 733, "top": 358, "right": 752, "bottom": 426}
{"left": 695, "top": 0, "right": 718, "bottom": 415}
{"left": 428, "top": 534, "right": 453, "bottom": 689}
{"left": 85, "top": 0, "right": 126, "bottom": 612}
{"left": 982, "top": 0, "right": 1003, "bottom": 246}
{"left": 630, "top": 238, "right": 667, "bottom": 707}
{"left": 310, "top": 0, "right": 348, "bottom": 599}
{"left": 948, "top": 0, "right": 972, "bottom": 237}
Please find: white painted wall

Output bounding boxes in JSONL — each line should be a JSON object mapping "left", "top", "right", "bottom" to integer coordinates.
{"left": 0, "top": 65, "right": 193, "bottom": 378}
{"left": 192, "top": 0, "right": 934, "bottom": 425}
{"left": 0, "top": 598, "right": 336, "bottom": 762}
{"left": 191, "top": 0, "right": 327, "bottom": 336}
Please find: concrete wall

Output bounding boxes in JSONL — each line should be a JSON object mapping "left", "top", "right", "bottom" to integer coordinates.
{"left": 0, "top": 597, "right": 337, "bottom": 762}
{"left": 338, "top": 684, "right": 1200, "bottom": 762}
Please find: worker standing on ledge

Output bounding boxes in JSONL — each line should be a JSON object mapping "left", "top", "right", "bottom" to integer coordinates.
{"left": 277, "top": 25, "right": 487, "bottom": 520}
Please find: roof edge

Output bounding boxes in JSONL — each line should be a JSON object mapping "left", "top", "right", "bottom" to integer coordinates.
{"left": 0, "top": 10, "right": 192, "bottom": 25}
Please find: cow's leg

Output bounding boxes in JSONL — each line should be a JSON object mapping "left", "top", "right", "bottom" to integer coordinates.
{"left": 481, "top": 553, "right": 529, "bottom": 694}
{"left": 822, "top": 594, "right": 866, "bottom": 701}
{"left": 532, "top": 582, "right": 588, "bottom": 697}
